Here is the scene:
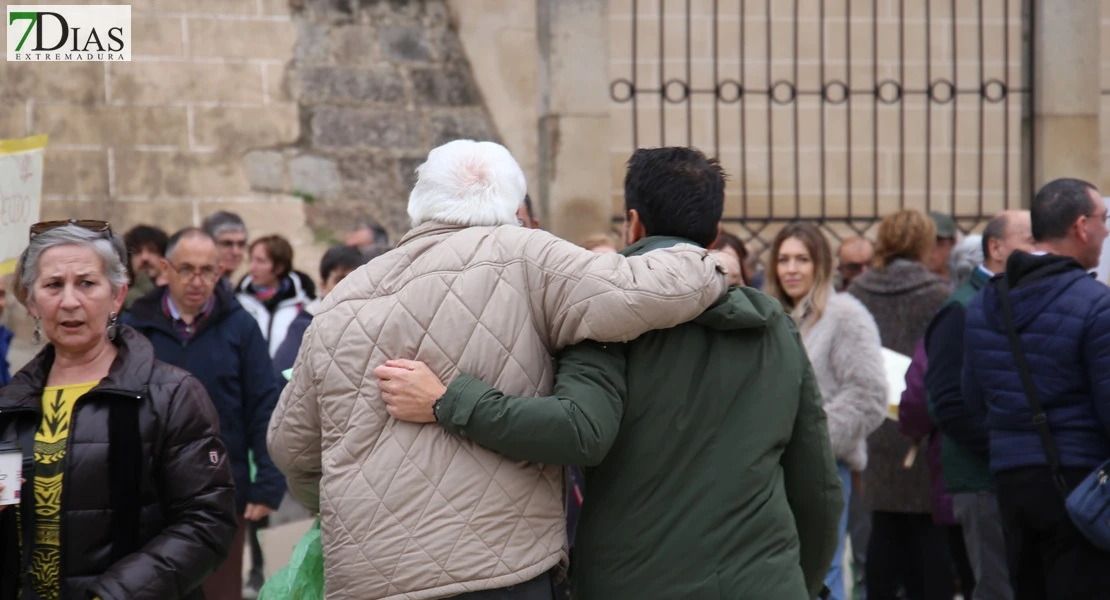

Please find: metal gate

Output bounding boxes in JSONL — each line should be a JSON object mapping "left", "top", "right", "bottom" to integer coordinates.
{"left": 609, "top": 0, "right": 1032, "bottom": 252}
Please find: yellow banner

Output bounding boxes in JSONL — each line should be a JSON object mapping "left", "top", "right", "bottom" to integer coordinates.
{"left": 0, "top": 135, "right": 47, "bottom": 277}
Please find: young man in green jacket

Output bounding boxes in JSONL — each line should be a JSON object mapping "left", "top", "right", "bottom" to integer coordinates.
{"left": 375, "top": 147, "right": 843, "bottom": 600}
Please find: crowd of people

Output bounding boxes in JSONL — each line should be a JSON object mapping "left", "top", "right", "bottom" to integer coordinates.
{"left": 0, "top": 137, "right": 1108, "bottom": 600}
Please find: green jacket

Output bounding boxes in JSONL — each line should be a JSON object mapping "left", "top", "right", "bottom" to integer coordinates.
{"left": 436, "top": 236, "right": 843, "bottom": 600}
{"left": 123, "top": 271, "right": 156, "bottom": 311}
{"left": 925, "top": 267, "right": 994, "bottom": 492}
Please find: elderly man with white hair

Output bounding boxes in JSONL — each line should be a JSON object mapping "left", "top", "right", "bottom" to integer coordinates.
{"left": 268, "top": 140, "right": 730, "bottom": 600}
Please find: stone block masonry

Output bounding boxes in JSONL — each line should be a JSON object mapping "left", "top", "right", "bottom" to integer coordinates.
{"left": 0, "top": 0, "right": 501, "bottom": 287}
{"left": 276, "top": 0, "right": 502, "bottom": 239}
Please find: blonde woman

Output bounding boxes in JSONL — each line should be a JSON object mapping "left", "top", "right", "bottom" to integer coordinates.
{"left": 766, "top": 222, "right": 888, "bottom": 600}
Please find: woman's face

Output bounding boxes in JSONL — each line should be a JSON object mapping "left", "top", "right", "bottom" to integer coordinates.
{"left": 29, "top": 244, "right": 124, "bottom": 354}
{"left": 776, "top": 237, "right": 815, "bottom": 302}
{"left": 249, "top": 245, "right": 278, "bottom": 288}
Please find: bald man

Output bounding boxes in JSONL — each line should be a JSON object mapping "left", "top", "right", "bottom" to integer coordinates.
{"left": 924, "top": 209, "right": 1031, "bottom": 600}
{"left": 837, "top": 236, "right": 875, "bottom": 291}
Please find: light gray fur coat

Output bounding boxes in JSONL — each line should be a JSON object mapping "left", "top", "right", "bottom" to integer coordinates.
{"left": 801, "top": 291, "right": 889, "bottom": 472}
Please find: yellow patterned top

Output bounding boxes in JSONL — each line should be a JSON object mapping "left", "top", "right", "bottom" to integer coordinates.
{"left": 21, "top": 381, "right": 98, "bottom": 600}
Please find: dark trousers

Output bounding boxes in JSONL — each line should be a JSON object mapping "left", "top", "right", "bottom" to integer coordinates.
{"left": 452, "top": 572, "right": 555, "bottom": 600}
{"left": 995, "top": 466, "right": 1110, "bottom": 600}
{"left": 947, "top": 524, "right": 976, "bottom": 598}
{"left": 203, "top": 516, "right": 245, "bottom": 600}
{"left": 865, "top": 511, "right": 954, "bottom": 600}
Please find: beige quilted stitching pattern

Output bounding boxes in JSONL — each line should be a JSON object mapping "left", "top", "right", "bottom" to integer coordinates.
{"left": 268, "top": 223, "right": 726, "bottom": 600}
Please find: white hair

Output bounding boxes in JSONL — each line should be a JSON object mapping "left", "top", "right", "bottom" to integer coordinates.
{"left": 948, "top": 234, "right": 984, "bottom": 288}
{"left": 17, "top": 225, "right": 128, "bottom": 305}
{"left": 407, "top": 140, "right": 527, "bottom": 228}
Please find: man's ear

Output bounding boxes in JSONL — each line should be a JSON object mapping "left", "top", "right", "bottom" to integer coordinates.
{"left": 627, "top": 209, "right": 647, "bottom": 245}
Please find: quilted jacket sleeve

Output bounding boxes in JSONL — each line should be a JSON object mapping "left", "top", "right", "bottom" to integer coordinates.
{"left": 926, "top": 303, "right": 989, "bottom": 459}
{"left": 90, "top": 375, "right": 238, "bottom": 600}
{"left": 435, "top": 340, "right": 627, "bottom": 466}
{"left": 522, "top": 234, "right": 728, "bottom": 349}
{"left": 1083, "top": 288, "right": 1110, "bottom": 437}
{"left": 962, "top": 296, "right": 987, "bottom": 418}
{"left": 268, "top": 323, "right": 323, "bottom": 512}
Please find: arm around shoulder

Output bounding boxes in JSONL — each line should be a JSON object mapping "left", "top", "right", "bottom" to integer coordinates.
{"left": 436, "top": 339, "right": 627, "bottom": 466}
{"left": 522, "top": 232, "right": 728, "bottom": 349}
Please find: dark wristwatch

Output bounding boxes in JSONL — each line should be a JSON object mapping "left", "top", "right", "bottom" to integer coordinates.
{"left": 432, "top": 395, "right": 444, "bottom": 423}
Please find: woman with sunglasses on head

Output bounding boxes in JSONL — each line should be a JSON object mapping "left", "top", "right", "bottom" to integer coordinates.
{"left": 0, "top": 221, "right": 237, "bottom": 600}
{"left": 764, "top": 222, "right": 889, "bottom": 600}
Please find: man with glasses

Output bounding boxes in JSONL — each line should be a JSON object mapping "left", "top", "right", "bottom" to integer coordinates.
{"left": 836, "top": 236, "right": 874, "bottom": 291}
{"left": 203, "top": 210, "right": 249, "bottom": 291}
{"left": 123, "top": 227, "right": 284, "bottom": 599}
{"left": 963, "top": 178, "right": 1110, "bottom": 596}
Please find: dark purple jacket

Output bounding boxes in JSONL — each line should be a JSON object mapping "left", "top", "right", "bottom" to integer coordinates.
{"left": 898, "top": 338, "right": 955, "bottom": 525}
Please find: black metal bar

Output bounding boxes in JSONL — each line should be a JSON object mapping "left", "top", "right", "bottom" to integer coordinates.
{"left": 632, "top": 0, "right": 639, "bottom": 149}
{"left": 925, "top": 0, "right": 932, "bottom": 212}
{"left": 686, "top": 0, "right": 693, "bottom": 147}
{"left": 978, "top": 0, "right": 985, "bottom": 214}
{"left": 820, "top": 0, "right": 826, "bottom": 215}
{"left": 793, "top": 0, "right": 801, "bottom": 216}
{"left": 899, "top": 0, "right": 905, "bottom": 207}
{"left": 712, "top": 0, "right": 719, "bottom": 157}
{"left": 659, "top": 0, "right": 665, "bottom": 145}
{"left": 950, "top": 0, "right": 957, "bottom": 215}
{"left": 767, "top": 0, "right": 774, "bottom": 212}
{"left": 1025, "top": 0, "right": 1034, "bottom": 202}
{"left": 1004, "top": 0, "right": 1011, "bottom": 206}
{"left": 740, "top": 0, "right": 748, "bottom": 217}
{"left": 872, "top": 0, "right": 879, "bottom": 219}
{"left": 846, "top": 0, "right": 853, "bottom": 219}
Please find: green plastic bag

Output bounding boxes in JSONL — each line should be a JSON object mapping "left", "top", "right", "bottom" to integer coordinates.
{"left": 258, "top": 518, "right": 324, "bottom": 600}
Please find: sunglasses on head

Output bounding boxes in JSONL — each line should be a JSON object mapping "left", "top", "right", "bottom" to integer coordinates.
{"left": 29, "top": 219, "right": 113, "bottom": 241}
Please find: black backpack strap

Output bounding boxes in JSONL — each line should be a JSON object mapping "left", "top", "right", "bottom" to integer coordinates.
{"left": 997, "top": 277, "right": 1069, "bottom": 495}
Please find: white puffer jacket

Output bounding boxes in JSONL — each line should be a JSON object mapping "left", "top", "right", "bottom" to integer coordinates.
{"left": 268, "top": 222, "right": 727, "bottom": 600}
{"left": 237, "top": 271, "right": 313, "bottom": 357}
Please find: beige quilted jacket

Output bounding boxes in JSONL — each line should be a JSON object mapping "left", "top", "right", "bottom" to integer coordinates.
{"left": 268, "top": 222, "right": 727, "bottom": 600}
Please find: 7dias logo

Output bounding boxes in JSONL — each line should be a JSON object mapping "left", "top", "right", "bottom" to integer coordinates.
{"left": 7, "top": 5, "right": 131, "bottom": 62}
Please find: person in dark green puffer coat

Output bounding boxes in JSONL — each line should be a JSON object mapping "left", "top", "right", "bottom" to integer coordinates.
{"left": 374, "top": 147, "right": 843, "bottom": 600}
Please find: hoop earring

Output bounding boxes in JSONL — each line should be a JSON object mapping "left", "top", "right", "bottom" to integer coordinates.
{"left": 107, "top": 311, "right": 118, "bottom": 341}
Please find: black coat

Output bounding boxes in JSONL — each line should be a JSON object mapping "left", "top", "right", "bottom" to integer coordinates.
{"left": 0, "top": 327, "right": 237, "bottom": 600}
{"left": 123, "top": 285, "right": 285, "bottom": 513}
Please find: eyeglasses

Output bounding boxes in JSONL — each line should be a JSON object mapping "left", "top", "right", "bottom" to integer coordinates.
{"left": 29, "top": 219, "right": 112, "bottom": 241}
{"left": 839, "top": 262, "right": 867, "bottom": 273}
{"left": 1085, "top": 213, "right": 1110, "bottom": 225}
{"left": 167, "top": 263, "right": 221, "bottom": 283}
{"left": 217, "top": 239, "right": 247, "bottom": 249}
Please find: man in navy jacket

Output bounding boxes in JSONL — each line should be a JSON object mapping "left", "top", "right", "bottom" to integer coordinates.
{"left": 963, "top": 178, "right": 1110, "bottom": 596}
{"left": 123, "top": 228, "right": 284, "bottom": 599}
{"left": 927, "top": 210, "right": 1030, "bottom": 600}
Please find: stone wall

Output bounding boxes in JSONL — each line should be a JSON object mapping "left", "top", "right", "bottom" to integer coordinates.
{"left": 0, "top": 0, "right": 500, "bottom": 281}
{"left": 272, "top": 0, "right": 498, "bottom": 243}
{"left": 0, "top": 0, "right": 316, "bottom": 275}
